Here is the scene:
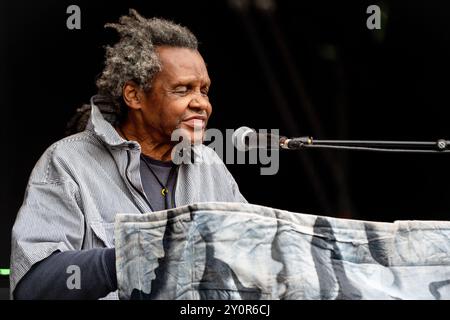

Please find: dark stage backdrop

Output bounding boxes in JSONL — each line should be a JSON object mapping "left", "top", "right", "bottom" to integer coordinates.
{"left": 1, "top": 0, "right": 450, "bottom": 272}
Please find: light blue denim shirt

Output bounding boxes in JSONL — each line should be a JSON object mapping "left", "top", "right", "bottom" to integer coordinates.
{"left": 10, "top": 101, "right": 246, "bottom": 298}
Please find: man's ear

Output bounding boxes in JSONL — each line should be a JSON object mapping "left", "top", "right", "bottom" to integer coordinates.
{"left": 123, "top": 81, "right": 143, "bottom": 110}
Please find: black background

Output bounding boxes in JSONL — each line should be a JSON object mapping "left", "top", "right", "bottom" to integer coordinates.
{"left": 1, "top": 0, "right": 450, "bottom": 274}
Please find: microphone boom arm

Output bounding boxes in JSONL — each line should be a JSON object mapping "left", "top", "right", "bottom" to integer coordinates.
{"left": 281, "top": 137, "right": 450, "bottom": 153}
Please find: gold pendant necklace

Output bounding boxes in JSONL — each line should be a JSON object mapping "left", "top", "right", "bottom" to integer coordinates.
{"left": 141, "top": 154, "right": 173, "bottom": 198}
{"left": 118, "top": 127, "right": 174, "bottom": 202}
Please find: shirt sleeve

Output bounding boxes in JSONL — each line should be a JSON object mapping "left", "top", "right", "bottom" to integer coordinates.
{"left": 10, "top": 144, "right": 86, "bottom": 297}
{"left": 14, "top": 248, "right": 117, "bottom": 300}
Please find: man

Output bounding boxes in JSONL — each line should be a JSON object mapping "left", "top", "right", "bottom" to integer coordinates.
{"left": 10, "top": 9, "right": 246, "bottom": 299}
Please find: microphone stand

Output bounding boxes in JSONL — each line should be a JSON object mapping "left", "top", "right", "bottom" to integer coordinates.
{"left": 280, "top": 137, "right": 450, "bottom": 153}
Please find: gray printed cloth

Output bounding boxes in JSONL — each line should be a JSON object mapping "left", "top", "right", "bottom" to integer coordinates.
{"left": 114, "top": 202, "right": 450, "bottom": 300}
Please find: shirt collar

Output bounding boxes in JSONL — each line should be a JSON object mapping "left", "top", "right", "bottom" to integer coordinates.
{"left": 85, "top": 95, "right": 139, "bottom": 149}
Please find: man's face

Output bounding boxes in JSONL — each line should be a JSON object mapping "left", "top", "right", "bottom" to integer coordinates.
{"left": 139, "top": 46, "right": 212, "bottom": 144}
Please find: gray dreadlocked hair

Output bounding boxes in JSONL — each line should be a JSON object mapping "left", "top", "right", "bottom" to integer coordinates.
{"left": 66, "top": 9, "right": 198, "bottom": 135}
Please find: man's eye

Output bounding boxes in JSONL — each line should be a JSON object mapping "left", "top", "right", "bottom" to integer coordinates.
{"left": 174, "top": 87, "right": 188, "bottom": 94}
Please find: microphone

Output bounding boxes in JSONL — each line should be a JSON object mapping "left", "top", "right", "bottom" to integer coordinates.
{"left": 232, "top": 127, "right": 286, "bottom": 151}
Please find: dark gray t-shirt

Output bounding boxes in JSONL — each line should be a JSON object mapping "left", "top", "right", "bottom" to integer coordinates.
{"left": 139, "top": 154, "right": 178, "bottom": 212}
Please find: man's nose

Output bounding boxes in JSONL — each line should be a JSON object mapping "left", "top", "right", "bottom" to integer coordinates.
{"left": 188, "top": 93, "right": 210, "bottom": 112}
